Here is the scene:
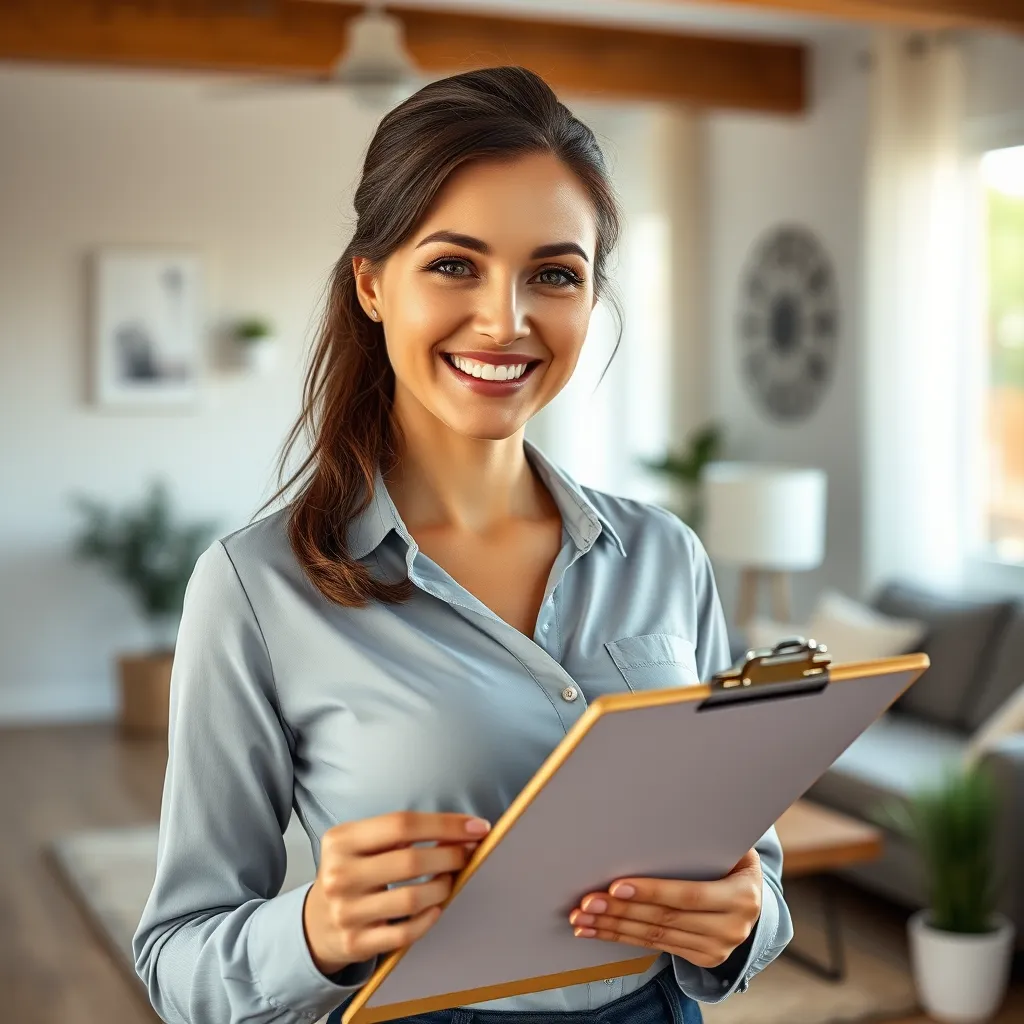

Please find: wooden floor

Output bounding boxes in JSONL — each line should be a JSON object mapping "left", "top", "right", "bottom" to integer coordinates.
{"left": 2, "top": 723, "right": 1022, "bottom": 1024}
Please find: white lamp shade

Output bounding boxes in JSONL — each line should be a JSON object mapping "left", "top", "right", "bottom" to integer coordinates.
{"left": 702, "top": 462, "right": 827, "bottom": 570}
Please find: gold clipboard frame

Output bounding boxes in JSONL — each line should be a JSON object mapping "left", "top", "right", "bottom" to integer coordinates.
{"left": 341, "top": 644, "right": 930, "bottom": 1024}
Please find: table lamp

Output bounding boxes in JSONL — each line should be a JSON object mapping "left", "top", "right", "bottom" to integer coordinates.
{"left": 701, "top": 462, "right": 827, "bottom": 630}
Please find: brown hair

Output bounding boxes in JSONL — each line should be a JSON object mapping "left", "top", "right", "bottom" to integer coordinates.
{"left": 253, "top": 65, "right": 623, "bottom": 608}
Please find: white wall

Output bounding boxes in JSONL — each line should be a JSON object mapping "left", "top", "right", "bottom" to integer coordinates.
{"left": 0, "top": 64, "right": 675, "bottom": 725}
{"left": 963, "top": 32, "right": 1024, "bottom": 127}
{"left": 0, "top": 64, "right": 389, "bottom": 723}
{"left": 704, "top": 31, "right": 872, "bottom": 623}
{"left": 702, "top": 27, "right": 1024, "bottom": 622}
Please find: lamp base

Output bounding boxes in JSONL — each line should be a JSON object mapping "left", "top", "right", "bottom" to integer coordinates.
{"left": 736, "top": 569, "right": 792, "bottom": 632}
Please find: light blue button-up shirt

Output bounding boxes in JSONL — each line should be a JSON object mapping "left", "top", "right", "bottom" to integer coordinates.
{"left": 133, "top": 437, "right": 792, "bottom": 1024}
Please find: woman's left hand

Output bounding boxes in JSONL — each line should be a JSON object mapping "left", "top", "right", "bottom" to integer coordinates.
{"left": 568, "top": 848, "right": 763, "bottom": 970}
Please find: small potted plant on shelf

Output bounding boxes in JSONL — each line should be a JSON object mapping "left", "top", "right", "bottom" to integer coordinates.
{"left": 873, "top": 761, "right": 1016, "bottom": 1023}
{"left": 70, "top": 481, "right": 219, "bottom": 738}
{"left": 234, "top": 315, "right": 278, "bottom": 374}
{"left": 637, "top": 421, "right": 724, "bottom": 535}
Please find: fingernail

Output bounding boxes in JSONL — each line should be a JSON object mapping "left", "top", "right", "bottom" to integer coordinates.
{"left": 575, "top": 927, "right": 597, "bottom": 938}
{"left": 611, "top": 883, "right": 635, "bottom": 899}
{"left": 465, "top": 818, "right": 491, "bottom": 835}
{"left": 465, "top": 842, "right": 479, "bottom": 852}
{"left": 583, "top": 897, "right": 607, "bottom": 913}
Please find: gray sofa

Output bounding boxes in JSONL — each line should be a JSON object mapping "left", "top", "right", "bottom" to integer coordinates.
{"left": 733, "top": 582, "right": 1024, "bottom": 958}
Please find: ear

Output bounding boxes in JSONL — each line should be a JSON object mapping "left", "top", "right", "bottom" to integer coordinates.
{"left": 352, "top": 256, "right": 383, "bottom": 319}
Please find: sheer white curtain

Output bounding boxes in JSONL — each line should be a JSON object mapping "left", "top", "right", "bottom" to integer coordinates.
{"left": 862, "top": 30, "right": 968, "bottom": 594}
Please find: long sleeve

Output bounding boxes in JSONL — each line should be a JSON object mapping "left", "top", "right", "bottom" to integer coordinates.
{"left": 667, "top": 527, "right": 795, "bottom": 1003}
{"left": 132, "top": 540, "right": 376, "bottom": 1024}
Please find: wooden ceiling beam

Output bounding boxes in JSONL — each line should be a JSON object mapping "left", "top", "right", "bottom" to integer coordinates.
{"left": 0, "top": 0, "right": 806, "bottom": 114}
{"left": 693, "top": 0, "right": 1024, "bottom": 33}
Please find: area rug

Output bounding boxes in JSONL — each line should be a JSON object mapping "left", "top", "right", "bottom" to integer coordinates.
{"left": 47, "top": 818, "right": 919, "bottom": 1024}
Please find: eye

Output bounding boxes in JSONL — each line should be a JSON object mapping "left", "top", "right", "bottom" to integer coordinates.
{"left": 535, "top": 265, "right": 585, "bottom": 289}
{"left": 422, "top": 255, "right": 585, "bottom": 289}
{"left": 424, "top": 256, "right": 475, "bottom": 279}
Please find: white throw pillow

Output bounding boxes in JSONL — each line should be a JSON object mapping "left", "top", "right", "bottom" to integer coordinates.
{"left": 743, "top": 590, "right": 925, "bottom": 666}
{"left": 965, "top": 683, "right": 1024, "bottom": 764}
{"left": 806, "top": 589, "right": 926, "bottom": 665}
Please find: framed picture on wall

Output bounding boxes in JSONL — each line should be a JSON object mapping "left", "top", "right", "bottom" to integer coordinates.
{"left": 89, "top": 248, "right": 204, "bottom": 409}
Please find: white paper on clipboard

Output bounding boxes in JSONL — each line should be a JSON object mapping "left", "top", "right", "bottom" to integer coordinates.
{"left": 344, "top": 652, "right": 928, "bottom": 1024}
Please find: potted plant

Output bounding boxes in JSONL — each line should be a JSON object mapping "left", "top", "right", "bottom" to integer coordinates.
{"left": 70, "top": 481, "right": 219, "bottom": 738}
{"left": 637, "top": 421, "right": 724, "bottom": 534}
{"left": 873, "top": 761, "right": 1016, "bottom": 1023}
{"left": 234, "top": 315, "right": 278, "bottom": 374}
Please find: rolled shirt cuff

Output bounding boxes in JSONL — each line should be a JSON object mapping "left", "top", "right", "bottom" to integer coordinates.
{"left": 249, "top": 881, "right": 378, "bottom": 1021}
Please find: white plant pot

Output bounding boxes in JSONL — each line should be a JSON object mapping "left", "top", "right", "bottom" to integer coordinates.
{"left": 908, "top": 909, "right": 1016, "bottom": 1023}
{"left": 238, "top": 336, "right": 279, "bottom": 374}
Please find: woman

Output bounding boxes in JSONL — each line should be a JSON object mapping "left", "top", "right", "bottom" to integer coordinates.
{"left": 132, "top": 65, "right": 792, "bottom": 1024}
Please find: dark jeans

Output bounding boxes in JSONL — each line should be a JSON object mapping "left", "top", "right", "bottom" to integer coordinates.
{"left": 326, "top": 966, "right": 702, "bottom": 1024}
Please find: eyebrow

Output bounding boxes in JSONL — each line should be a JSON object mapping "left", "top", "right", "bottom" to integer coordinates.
{"left": 414, "top": 230, "right": 590, "bottom": 264}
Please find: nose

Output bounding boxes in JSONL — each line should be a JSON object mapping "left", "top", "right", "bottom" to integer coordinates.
{"left": 473, "top": 275, "right": 530, "bottom": 347}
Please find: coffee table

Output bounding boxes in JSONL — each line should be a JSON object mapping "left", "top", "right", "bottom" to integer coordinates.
{"left": 773, "top": 799, "right": 884, "bottom": 982}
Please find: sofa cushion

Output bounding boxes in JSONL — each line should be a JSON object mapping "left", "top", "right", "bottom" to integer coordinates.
{"left": 966, "top": 682, "right": 1024, "bottom": 763}
{"left": 734, "top": 591, "right": 925, "bottom": 666}
{"left": 963, "top": 605, "right": 1024, "bottom": 734}
{"left": 744, "top": 607, "right": 926, "bottom": 666}
{"left": 874, "top": 582, "right": 1017, "bottom": 731}
{"left": 806, "top": 711, "right": 968, "bottom": 825}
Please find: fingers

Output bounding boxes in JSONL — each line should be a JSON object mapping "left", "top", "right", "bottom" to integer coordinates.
{"left": 329, "top": 811, "right": 492, "bottom": 858}
{"left": 575, "top": 915, "right": 720, "bottom": 956}
{"left": 570, "top": 905, "right": 752, "bottom": 958}
{"left": 342, "top": 902, "right": 446, "bottom": 963}
{"left": 577, "top": 925, "right": 728, "bottom": 971}
{"left": 309, "top": 812, "right": 492, "bottom": 971}
{"left": 344, "top": 876, "right": 455, "bottom": 929}
{"left": 355, "top": 842, "right": 474, "bottom": 891}
{"left": 599, "top": 849, "right": 761, "bottom": 916}
{"left": 571, "top": 902, "right": 725, "bottom": 936}
{"left": 604, "top": 873, "right": 759, "bottom": 914}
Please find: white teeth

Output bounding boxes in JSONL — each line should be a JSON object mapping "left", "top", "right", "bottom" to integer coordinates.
{"left": 449, "top": 355, "right": 529, "bottom": 381}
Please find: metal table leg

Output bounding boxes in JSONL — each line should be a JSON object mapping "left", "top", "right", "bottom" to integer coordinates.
{"left": 781, "top": 874, "right": 847, "bottom": 983}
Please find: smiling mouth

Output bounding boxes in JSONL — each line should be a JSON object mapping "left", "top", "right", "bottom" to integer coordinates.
{"left": 440, "top": 353, "right": 542, "bottom": 384}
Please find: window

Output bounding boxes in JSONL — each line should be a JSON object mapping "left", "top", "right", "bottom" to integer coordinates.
{"left": 980, "top": 145, "right": 1024, "bottom": 565}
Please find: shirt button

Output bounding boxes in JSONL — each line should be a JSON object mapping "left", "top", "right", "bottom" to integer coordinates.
{"left": 561, "top": 686, "right": 578, "bottom": 702}
{"left": 604, "top": 979, "right": 615, "bottom": 986}
{"left": 541, "top": 621, "right": 550, "bottom": 632}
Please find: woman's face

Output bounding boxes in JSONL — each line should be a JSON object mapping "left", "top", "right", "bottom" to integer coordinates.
{"left": 354, "top": 151, "right": 600, "bottom": 443}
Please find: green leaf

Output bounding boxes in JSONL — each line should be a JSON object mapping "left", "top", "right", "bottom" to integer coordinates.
{"left": 636, "top": 421, "right": 725, "bottom": 533}
{"left": 235, "top": 316, "right": 273, "bottom": 341}
{"left": 68, "top": 481, "right": 221, "bottom": 630}
{"left": 868, "top": 760, "right": 1002, "bottom": 933}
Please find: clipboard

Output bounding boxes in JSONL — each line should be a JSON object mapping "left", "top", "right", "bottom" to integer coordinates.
{"left": 342, "top": 641, "right": 930, "bottom": 1024}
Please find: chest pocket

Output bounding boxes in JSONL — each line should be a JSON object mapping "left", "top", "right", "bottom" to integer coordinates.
{"left": 604, "top": 632, "right": 701, "bottom": 692}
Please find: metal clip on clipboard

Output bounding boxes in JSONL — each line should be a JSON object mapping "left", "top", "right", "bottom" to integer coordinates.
{"left": 697, "top": 637, "right": 832, "bottom": 711}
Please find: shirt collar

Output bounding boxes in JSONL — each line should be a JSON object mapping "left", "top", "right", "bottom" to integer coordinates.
{"left": 347, "top": 437, "right": 627, "bottom": 562}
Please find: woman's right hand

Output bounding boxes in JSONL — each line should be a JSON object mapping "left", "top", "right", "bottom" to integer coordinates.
{"left": 302, "top": 811, "right": 492, "bottom": 977}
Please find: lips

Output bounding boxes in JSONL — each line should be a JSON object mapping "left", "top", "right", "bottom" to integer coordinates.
{"left": 442, "top": 349, "right": 541, "bottom": 365}
{"left": 442, "top": 356, "right": 536, "bottom": 380}
{"left": 440, "top": 352, "right": 541, "bottom": 395}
